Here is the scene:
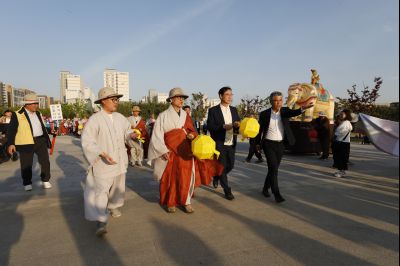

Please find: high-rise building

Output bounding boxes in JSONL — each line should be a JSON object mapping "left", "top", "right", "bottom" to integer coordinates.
{"left": 148, "top": 89, "right": 157, "bottom": 102}
{"left": 0, "top": 82, "right": 8, "bottom": 107}
{"left": 104, "top": 69, "right": 130, "bottom": 101}
{"left": 60, "top": 71, "right": 71, "bottom": 103}
{"left": 156, "top": 92, "right": 168, "bottom": 103}
{"left": 145, "top": 89, "right": 168, "bottom": 103}
{"left": 37, "top": 95, "right": 48, "bottom": 109}
{"left": 65, "top": 74, "right": 84, "bottom": 104}
{"left": 140, "top": 96, "right": 147, "bottom": 103}
{"left": 11, "top": 88, "right": 35, "bottom": 107}
{"left": 83, "top": 87, "right": 96, "bottom": 107}
{"left": 207, "top": 98, "right": 221, "bottom": 108}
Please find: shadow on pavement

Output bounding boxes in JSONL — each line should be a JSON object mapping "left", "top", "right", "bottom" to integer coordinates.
{"left": 201, "top": 197, "right": 375, "bottom": 265}
{"left": 0, "top": 164, "right": 45, "bottom": 265}
{"left": 151, "top": 218, "right": 222, "bottom": 265}
{"left": 56, "top": 150, "right": 125, "bottom": 266}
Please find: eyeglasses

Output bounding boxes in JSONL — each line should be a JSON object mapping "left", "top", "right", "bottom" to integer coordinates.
{"left": 110, "top": 98, "right": 120, "bottom": 103}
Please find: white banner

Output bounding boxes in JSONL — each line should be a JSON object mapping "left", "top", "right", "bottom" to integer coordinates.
{"left": 359, "top": 113, "right": 399, "bottom": 157}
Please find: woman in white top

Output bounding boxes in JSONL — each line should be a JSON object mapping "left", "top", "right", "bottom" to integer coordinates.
{"left": 332, "top": 109, "right": 353, "bottom": 178}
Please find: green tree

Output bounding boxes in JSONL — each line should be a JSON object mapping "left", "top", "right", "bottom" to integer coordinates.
{"left": 336, "top": 77, "right": 382, "bottom": 113}
{"left": 61, "top": 104, "right": 75, "bottom": 119}
{"left": 237, "top": 95, "right": 270, "bottom": 118}
{"left": 117, "top": 101, "right": 169, "bottom": 119}
{"left": 190, "top": 92, "right": 209, "bottom": 121}
{"left": 39, "top": 108, "right": 51, "bottom": 117}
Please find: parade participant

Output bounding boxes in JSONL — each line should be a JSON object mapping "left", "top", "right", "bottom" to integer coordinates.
{"left": 147, "top": 113, "right": 156, "bottom": 138}
{"left": 332, "top": 109, "right": 353, "bottom": 178}
{"left": 0, "top": 109, "right": 12, "bottom": 124}
{"left": 127, "top": 105, "right": 148, "bottom": 166}
{"left": 245, "top": 114, "right": 264, "bottom": 163}
{"left": 256, "top": 91, "right": 313, "bottom": 203}
{"left": 148, "top": 88, "right": 222, "bottom": 213}
{"left": 183, "top": 105, "right": 197, "bottom": 132}
{"left": 314, "top": 111, "right": 331, "bottom": 160}
{"left": 207, "top": 86, "right": 241, "bottom": 200}
{"left": 7, "top": 94, "right": 52, "bottom": 191}
{"left": 81, "top": 87, "right": 136, "bottom": 236}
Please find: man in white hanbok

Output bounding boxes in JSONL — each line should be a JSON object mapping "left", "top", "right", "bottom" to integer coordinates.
{"left": 127, "top": 105, "right": 147, "bottom": 167}
{"left": 81, "top": 87, "right": 136, "bottom": 236}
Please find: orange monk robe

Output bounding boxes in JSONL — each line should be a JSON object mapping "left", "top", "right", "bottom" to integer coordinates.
{"left": 160, "top": 114, "right": 223, "bottom": 207}
{"left": 133, "top": 119, "right": 149, "bottom": 158}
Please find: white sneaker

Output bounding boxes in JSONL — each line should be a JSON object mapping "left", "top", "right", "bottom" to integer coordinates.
{"left": 24, "top": 185, "right": 33, "bottom": 191}
{"left": 334, "top": 171, "right": 343, "bottom": 178}
{"left": 340, "top": 171, "right": 346, "bottom": 177}
{"left": 42, "top": 182, "right": 52, "bottom": 189}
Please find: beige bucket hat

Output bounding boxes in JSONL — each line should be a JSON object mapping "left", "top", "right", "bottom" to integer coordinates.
{"left": 94, "top": 87, "right": 123, "bottom": 104}
{"left": 132, "top": 105, "right": 141, "bottom": 112}
{"left": 166, "top": 87, "right": 188, "bottom": 102}
{"left": 22, "top": 93, "right": 39, "bottom": 105}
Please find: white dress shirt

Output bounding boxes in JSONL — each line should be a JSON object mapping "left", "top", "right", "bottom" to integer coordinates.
{"left": 220, "top": 104, "right": 233, "bottom": 146}
{"left": 266, "top": 110, "right": 284, "bottom": 141}
{"left": 27, "top": 111, "right": 44, "bottom": 137}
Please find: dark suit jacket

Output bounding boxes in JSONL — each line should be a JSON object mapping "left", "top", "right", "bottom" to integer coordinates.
{"left": 7, "top": 107, "right": 51, "bottom": 151}
{"left": 255, "top": 107, "right": 302, "bottom": 146}
{"left": 207, "top": 105, "right": 241, "bottom": 148}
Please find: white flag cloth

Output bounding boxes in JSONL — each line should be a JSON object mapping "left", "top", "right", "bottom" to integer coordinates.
{"left": 359, "top": 113, "right": 399, "bottom": 157}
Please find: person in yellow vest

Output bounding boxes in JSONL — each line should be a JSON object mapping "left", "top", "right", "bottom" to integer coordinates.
{"left": 7, "top": 93, "right": 52, "bottom": 191}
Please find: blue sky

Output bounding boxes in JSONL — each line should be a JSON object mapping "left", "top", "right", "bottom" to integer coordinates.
{"left": 0, "top": 0, "right": 398, "bottom": 104}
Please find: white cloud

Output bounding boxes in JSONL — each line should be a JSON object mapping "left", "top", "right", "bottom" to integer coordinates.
{"left": 81, "top": 0, "right": 231, "bottom": 82}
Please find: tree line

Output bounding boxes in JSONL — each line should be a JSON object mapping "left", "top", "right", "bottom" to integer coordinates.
{"left": 1, "top": 78, "right": 398, "bottom": 122}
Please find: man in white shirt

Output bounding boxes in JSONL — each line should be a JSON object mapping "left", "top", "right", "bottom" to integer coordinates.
{"left": 207, "top": 87, "right": 241, "bottom": 200}
{"left": 256, "top": 91, "right": 313, "bottom": 203}
{"left": 7, "top": 94, "right": 52, "bottom": 191}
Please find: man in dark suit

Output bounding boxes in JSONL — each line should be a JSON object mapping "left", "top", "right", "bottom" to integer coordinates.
{"left": 207, "top": 87, "right": 240, "bottom": 200}
{"left": 256, "top": 91, "right": 313, "bottom": 203}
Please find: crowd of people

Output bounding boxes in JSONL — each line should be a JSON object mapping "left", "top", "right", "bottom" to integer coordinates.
{"left": 2, "top": 86, "right": 357, "bottom": 236}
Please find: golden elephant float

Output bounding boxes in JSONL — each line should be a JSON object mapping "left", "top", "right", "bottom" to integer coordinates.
{"left": 287, "top": 83, "right": 335, "bottom": 123}
{"left": 285, "top": 70, "right": 335, "bottom": 153}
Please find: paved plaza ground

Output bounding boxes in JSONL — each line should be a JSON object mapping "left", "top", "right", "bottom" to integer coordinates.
{"left": 0, "top": 136, "right": 398, "bottom": 266}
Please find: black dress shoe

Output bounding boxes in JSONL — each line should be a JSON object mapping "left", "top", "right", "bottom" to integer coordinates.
{"left": 262, "top": 190, "right": 271, "bottom": 198}
{"left": 225, "top": 192, "right": 235, "bottom": 200}
{"left": 212, "top": 178, "right": 219, "bottom": 189}
{"left": 274, "top": 194, "right": 285, "bottom": 203}
{"left": 12, "top": 152, "right": 18, "bottom": 161}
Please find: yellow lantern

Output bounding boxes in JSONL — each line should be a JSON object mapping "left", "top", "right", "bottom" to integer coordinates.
{"left": 191, "top": 135, "right": 220, "bottom": 160}
{"left": 239, "top": 118, "right": 260, "bottom": 138}
{"left": 133, "top": 128, "right": 145, "bottom": 143}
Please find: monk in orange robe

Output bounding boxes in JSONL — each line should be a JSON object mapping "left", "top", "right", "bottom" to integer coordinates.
{"left": 147, "top": 88, "right": 223, "bottom": 213}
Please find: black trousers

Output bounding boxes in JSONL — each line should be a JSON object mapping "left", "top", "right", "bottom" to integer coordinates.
{"left": 262, "top": 140, "right": 284, "bottom": 195}
{"left": 18, "top": 136, "right": 51, "bottom": 186}
{"left": 318, "top": 134, "right": 330, "bottom": 158}
{"left": 332, "top": 141, "right": 350, "bottom": 171}
{"left": 246, "top": 138, "right": 263, "bottom": 161}
{"left": 214, "top": 145, "right": 235, "bottom": 192}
